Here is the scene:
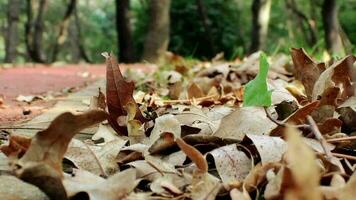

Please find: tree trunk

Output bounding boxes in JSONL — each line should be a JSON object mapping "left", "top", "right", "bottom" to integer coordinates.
{"left": 286, "top": 0, "right": 317, "bottom": 46}
{"left": 4, "top": 0, "right": 20, "bottom": 63}
{"left": 322, "top": 0, "right": 345, "bottom": 56}
{"left": 196, "top": 0, "right": 216, "bottom": 57}
{"left": 116, "top": 0, "right": 135, "bottom": 63}
{"left": 249, "top": 0, "right": 272, "bottom": 53}
{"left": 74, "top": 6, "right": 91, "bottom": 63}
{"left": 25, "top": 0, "right": 47, "bottom": 63}
{"left": 142, "top": 0, "right": 171, "bottom": 64}
{"left": 51, "top": 0, "right": 77, "bottom": 62}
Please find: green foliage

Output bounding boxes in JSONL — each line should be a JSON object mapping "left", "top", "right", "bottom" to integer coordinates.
{"left": 243, "top": 53, "right": 272, "bottom": 107}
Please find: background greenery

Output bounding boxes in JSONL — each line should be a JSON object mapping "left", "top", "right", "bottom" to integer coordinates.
{"left": 0, "top": 0, "right": 355, "bottom": 63}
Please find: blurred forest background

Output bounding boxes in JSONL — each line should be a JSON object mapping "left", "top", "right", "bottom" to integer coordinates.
{"left": 0, "top": 0, "right": 355, "bottom": 64}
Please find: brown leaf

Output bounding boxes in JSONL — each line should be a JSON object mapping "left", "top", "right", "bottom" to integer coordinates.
{"left": 176, "top": 138, "right": 208, "bottom": 173}
{"left": 0, "top": 134, "right": 31, "bottom": 157}
{"left": 103, "top": 52, "right": 145, "bottom": 135}
{"left": 188, "top": 82, "right": 205, "bottom": 99}
{"left": 291, "top": 48, "right": 325, "bottom": 98}
{"left": 271, "top": 101, "right": 320, "bottom": 136}
{"left": 17, "top": 110, "right": 107, "bottom": 176}
{"left": 284, "top": 127, "right": 322, "bottom": 200}
{"left": 90, "top": 88, "right": 107, "bottom": 110}
{"left": 312, "top": 55, "right": 356, "bottom": 101}
{"left": 215, "top": 107, "right": 277, "bottom": 140}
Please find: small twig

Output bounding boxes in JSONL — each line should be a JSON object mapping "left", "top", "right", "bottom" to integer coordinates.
{"left": 306, "top": 115, "right": 333, "bottom": 159}
{"left": 263, "top": 107, "right": 309, "bottom": 129}
{"left": 326, "top": 136, "right": 356, "bottom": 143}
{"left": 331, "top": 153, "right": 356, "bottom": 161}
{"left": 83, "top": 142, "right": 108, "bottom": 178}
{"left": 161, "top": 94, "right": 219, "bottom": 104}
{"left": 146, "top": 160, "right": 164, "bottom": 176}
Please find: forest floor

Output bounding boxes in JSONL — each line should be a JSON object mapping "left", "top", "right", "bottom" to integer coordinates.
{"left": 0, "top": 51, "right": 355, "bottom": 200}
{"left": 0, "top": 63, "right": 155, "bottom": 125}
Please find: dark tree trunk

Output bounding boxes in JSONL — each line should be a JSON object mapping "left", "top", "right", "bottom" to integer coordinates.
{"left": 322, "top": 0, "right": 345, "bottom": 56}
{"left": 4, "top": 0, "right": 20, "bottom": 63}
{"left": 74, "top": 6, "right": 91, "bottom": 63}
{"left": 249, "top": 0, "right": 272, "bottom": 53}
{"left": 196, "top": 0, "right": 216, "bottom": 57}
{"left": 25, "top": 0, "right": 47, "bottom": 63}
{"left": 142, "top": 0, "right": 171, "bottom": 64}
{"left": 51, "top": 0, "right": 77, "bottom": 62}
{"left": 116, "top": 0, "right": 135, "bottom": 63}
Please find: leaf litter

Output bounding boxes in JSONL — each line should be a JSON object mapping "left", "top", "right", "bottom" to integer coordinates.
{"left": 1, "top": 49, "right": 356, "bottom": 199}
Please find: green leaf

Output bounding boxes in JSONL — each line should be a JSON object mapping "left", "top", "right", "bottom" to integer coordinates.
{"left": 243, "top": 53, "right": 272, "bottom": 107}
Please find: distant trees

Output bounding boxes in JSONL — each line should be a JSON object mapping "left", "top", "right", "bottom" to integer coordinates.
{"left": 25, "top": 0, "right": 47, "bottom": 63}
{"left": 4, "top": 0, "right": 20, "bottom": 63}
{"left": 322, "top": 0, "right": 345, "bottom": 56}
{"left": 249, "top": 0, "right": 272, "bottom": 53}
{"left": 116, "top": 0, "right": 135, "bottom": 63}
{"left": 1, "top": 0, "right": 355, "bottom": 63}
{"left": 52, "top": 0, "right": 77, "bottom": 62}
{"left": 142, "top": 0, "right": 171, "bottom": 63}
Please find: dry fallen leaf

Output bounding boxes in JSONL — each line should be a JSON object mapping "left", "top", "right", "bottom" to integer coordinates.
{"left": 207, "top": 144, "right": 252, "bottom": 183}
{"left": 291, "top": 48, "right": 325, "bottom": 99}
{"left": 245, "top": 134, "right": 287, "bottom": 164}
{"left": 65, "top": 138, "right": 127, "bottom": 176}
{"left": 176, "top": 138, "right": 208, "bottom": 173}
{"left": 284, "top": 127, "right": 322, "bottom": 200}
{"left": 312, "top": 55, "right": 356, "bottom": 101}
{"left": 63, "top": 168, "right": 137, "bottom": 200}
{"left": 103, "top": 52, "right": 145, "bottom": 135}
{"left": 214, "top": 107, "right": 277, "bottom": 140}
{"left": 16, "top": 110, "right": 107, "bottom": 176}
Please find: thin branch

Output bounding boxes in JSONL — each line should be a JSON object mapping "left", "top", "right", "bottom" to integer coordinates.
{"left": 326, "top": 136, "right": 356, "bottom": 143}
{"left": 331, "top": 153, "right": 356, "bottom": 161}
{"left": 263, "top": 107, "right": 310, "bottom": 129}
{"left": 306, "top": 115, "right": 333, "bottom": 159}
{"left": 83, "top": 142, "right": 107, "bottom": 178}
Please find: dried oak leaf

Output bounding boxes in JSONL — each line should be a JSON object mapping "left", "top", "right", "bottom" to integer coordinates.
{"left": 291, "top": 48, "right": 326, "bottom": 99}
{"left": 16, "top": 110, "right": 107, "bottom": 176}
{"left": 103, "top": 52, "right": 145, "bottom": 135}
{"left": 312, "top": 55, "right": 356, "bottom": 101}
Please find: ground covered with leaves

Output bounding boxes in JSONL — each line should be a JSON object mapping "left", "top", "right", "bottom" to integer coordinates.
{"left": 1, "top": 49, "right": 356, "bottom": 200}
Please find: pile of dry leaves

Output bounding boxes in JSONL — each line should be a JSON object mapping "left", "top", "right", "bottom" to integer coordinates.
{"left": 0, "top": 49, "right": 356, "bottom": 200}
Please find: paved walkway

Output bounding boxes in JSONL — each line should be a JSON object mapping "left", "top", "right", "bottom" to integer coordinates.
{"left": 0, "top": 63, "right": 155, "bottom": 126}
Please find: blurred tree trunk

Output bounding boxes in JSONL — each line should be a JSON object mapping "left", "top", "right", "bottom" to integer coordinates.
{"left": 25, "top": 0, "right": 47, "bottom": 63}
{"left": 116, "top": 0, "right": 135, "bottom": 63}
{"left": 322, "top": 0, "right": 345, "bottom": 56}
{"left": 51, "top": 0, "right": 77, "bottom": 62}
{"left": 143, "top": 0, "right": 171, "bottom": 64}
{"left": 74, "top": 5, "right": 91, "bottom": 63}
{"left": 196, "top": 0, "right": 216, "bottom": 57}
{"left": 4, "top": 0, "right": 20, "bottom": 63}
{"left": 286, "top": 0, "right": 317, "bottom": 46}
{"left": 249, "top": 0, "right": 272, "bottom": 53}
